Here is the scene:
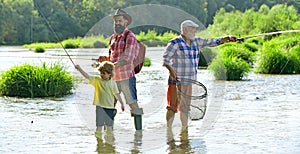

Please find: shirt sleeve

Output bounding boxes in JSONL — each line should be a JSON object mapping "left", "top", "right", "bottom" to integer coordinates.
{"left": 111, "top": 81, "right": 119, "bottom": 95}
{"left": 163, "top": 41, "right": 178, "bottom": 66}
{"left": 88, "top": 76, "right": 97, "bottom": 86}
{"left": 195, "top": 37, "right": 222, "bottom": 48}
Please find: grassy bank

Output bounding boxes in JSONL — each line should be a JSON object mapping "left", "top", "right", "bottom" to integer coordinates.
{"left": 23, "top": 30, "right": 178, "bottom": 49}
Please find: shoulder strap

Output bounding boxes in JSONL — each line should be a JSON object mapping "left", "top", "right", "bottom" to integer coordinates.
{"left": 108, "top": 35, "right": 113, "bottom": 58}
{"left": 123, "top": 30, "right": 131, "bottom": 51}
{"left": 108, "top": 31, "right": 131, "bottom": 57}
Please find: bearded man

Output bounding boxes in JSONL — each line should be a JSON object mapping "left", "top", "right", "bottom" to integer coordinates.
{"left": 163, "top": 20, "right": 237, "bottom": 128}
{"left": 107, "top": 9, "right": 143, "bottom": 130}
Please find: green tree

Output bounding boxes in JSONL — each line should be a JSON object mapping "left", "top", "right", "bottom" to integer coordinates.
{"left": 207, "top": 8, "right": 243, "bottom": 36}
{"left": 33, "top": 0, "right": 83, "bottom": 41}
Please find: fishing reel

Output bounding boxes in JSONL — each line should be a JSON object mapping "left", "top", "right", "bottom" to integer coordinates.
{"left": 91, "top": 62, "right": 100, "bottom": 68}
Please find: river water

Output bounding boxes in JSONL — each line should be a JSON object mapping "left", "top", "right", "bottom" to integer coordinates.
{"left": 0, "top": 47, "right": 300, "bottom": 153}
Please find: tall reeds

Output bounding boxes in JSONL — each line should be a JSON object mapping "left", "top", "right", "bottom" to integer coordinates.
{"left": 0, "top": 62, "right": 73, "bottom": 98}
{"left": 208, "top": 43, "right": 254, "bottom": 80}
{"left": 255, "top": 34, "right": 300, "bottom": 74}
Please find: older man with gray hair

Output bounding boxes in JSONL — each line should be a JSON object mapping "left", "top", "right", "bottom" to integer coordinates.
{"left": 163, "top": 20, "right": 237, "bottom": 128}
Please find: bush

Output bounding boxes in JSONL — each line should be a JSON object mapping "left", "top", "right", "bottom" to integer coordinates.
{"left": 23, "top": 42, "right": 60, "bottom": 49}
{"left": 208, "top": 43, "right": 252, "bottom": 80}
{"left": 143, "top": 56, "right": 151, "bottom": 67}
{"left": 208, "top": 56, "right": 250, "bottom": 80}
{"left": 256, "top": 47, "right": 294, "bottom": 74}
{"left": 64, "top": 43, "right": 78, "bottom": 49}
{"left": 246, "top": 37, "right": 263, "bottom": 45}
{"left": 34, "top": 46, "right": 45, "bottom": 53}
{"left": 62, "top": 37, "right": 81, "bottom": 48}
{"left": 80, "top": 35, "right": 108, "bottom": 48}
{"left": 136, "top": 30, "right": 178, "bottom": 47}
{"left": 255, "top": 34, "right": 300, "bottom": 74}
{"left": 136, "top": 30, "right": 158, "bottom": 42}
{"left": 290, "top": 45, "right": 300, "bottom": 73}
{"left": 142, "top": 40, "right": 167, "bottom": 47}
{"left": 0, "top": 62, "right": 74, "bottom": 98}
{"left": 93, "top": 41, "right": 106, "bottom": 48}
{"left": 219, "top": 43, "right": 255, "bottom": 66}
{"left": 243, "top": 43, "right": 259, "bottom": 52}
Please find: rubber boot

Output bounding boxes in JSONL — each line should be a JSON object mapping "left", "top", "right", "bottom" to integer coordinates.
{"left": 131, "top": 108, "right": 143, "bottom": 130}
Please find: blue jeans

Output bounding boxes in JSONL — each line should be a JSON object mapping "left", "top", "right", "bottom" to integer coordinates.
{"left": 116, "top": 76, "right": 138, "bottom": 105}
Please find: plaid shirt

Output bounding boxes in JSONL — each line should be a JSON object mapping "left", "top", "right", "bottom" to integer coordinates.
{"left": 109, "top": 28, "right": 139, "bottom": 81}
{"left": 163, "top": 35, "right": 221, "bottom": 80}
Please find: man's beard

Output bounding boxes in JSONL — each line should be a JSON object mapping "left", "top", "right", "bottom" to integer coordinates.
{"left": 114, "top": 24, "right": 125, "bottom": 34}
{"left": 186, "top": 32, "right": 195, "bottom": 40}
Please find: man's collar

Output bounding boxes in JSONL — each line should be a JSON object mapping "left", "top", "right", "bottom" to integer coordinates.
{"left": 180, "top": 34, "right": 191, "bottom": 45}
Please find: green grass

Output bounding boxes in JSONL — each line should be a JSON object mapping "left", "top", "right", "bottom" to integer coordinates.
{"left": 0, "top": 62, "right": 74, "bottom": 98}
{"left": 208, "top": 43, "right": 252, "bottom": 80}
{"left": 144, "top": 56, "right": 151, "bottom": 67}
{"left": 22, "top": 30, "right": 178, "bottom": 49}
{"left": 219, "top": 42, "right": 256, "bottom": 65}
{"left": 255, "top": 34, "right": 300, "bottom": 74}
{"left": 34, "top": 46, "right": 46, "bottom": 53}
{"left": 80, "top": 35, "right": 109, "bottom": 48}
{"left": 23, "top": 42, "right": 60, "bottom": 49}
{"left": 208, "top": 56, "right": 250, "bottom": 80}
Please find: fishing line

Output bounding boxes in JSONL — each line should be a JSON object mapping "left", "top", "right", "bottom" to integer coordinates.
{"left": 33, "top": 0, "right": 76, "bottom": 67}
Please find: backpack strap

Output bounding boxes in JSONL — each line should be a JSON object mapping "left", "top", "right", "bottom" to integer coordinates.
{"left": 108, "top": 30, "right": 131, "bottom": 59}
{"left": 108, "top": 36, "right": 112, "bottom": 60}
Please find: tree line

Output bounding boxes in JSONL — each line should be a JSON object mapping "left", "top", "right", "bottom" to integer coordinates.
{"left": 0, "top": 0, "right": 299, "bottom": 45}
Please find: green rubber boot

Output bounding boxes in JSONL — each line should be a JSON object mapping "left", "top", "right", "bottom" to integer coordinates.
{"left": 131, "top": 108, "right": 143, "bottom": 130}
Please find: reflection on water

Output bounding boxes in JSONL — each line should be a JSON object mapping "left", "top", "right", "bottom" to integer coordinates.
{"left": 131, "top": 131, "right": 143, "bottom": 154}
{"left": 167, "top": 127, "right": 206, "bottom": 154}
{"left": 96, "top": 131, "right": 117, "bottom": 154}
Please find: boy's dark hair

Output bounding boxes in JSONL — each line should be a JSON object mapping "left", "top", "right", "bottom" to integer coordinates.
{"left": 98, "top": 61, "right": 114, "bottom": 78}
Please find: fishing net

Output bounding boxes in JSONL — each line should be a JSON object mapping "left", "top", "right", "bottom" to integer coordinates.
{"left": 176, "top": 78, "right": 207, "bottom": 120}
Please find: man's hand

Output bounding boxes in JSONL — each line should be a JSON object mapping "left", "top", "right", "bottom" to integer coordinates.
{"left": 164, "top": 64, "right": 177, "bottom": 80}
{"left": 98, "top": 56, "right": 109, "bottom": 62}
{"left": 221, "top": 36, "right": 237, "bottom": 44}
{"left": 169, "top": 70, "right": 177, "bottom": 81}
{"left": 114, "top": 59, "right": 129, "bottom": 68}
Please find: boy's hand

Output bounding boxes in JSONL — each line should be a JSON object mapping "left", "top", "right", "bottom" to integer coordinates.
{"left": 75, "top": 65, "right": 80, "bottom": 70}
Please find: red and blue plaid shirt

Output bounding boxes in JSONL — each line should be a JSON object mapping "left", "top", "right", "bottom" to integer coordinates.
{"left": 163, "top": 35, "right": 221, "bottom": 80}
{"left": 109, "top": 28, "right": 139, "bottom": 81}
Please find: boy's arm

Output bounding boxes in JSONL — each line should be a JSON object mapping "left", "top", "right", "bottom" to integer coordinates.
{"left": 75, "top": 65, "right": 90, "bottom": 80}
{"left": 114, "top": 93, "right": 125, "bottom": 112}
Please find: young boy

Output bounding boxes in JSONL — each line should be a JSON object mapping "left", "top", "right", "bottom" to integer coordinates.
{"left": 75, "top": 61, "right": 125, "bottom": 137}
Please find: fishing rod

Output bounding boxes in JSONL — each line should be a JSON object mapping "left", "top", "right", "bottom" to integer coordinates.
{"left": 33, "top": 0, "right": 76, "bottom": 67}
{"left": 237, "top": 30, "right": 300, "bottom": 42}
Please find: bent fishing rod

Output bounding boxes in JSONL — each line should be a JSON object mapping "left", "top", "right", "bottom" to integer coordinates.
{"left": 237, "top": 30, "right": 300, "bottom": 42}
{"left": 34, "top": 0, "right": 76, "bottom": 67}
